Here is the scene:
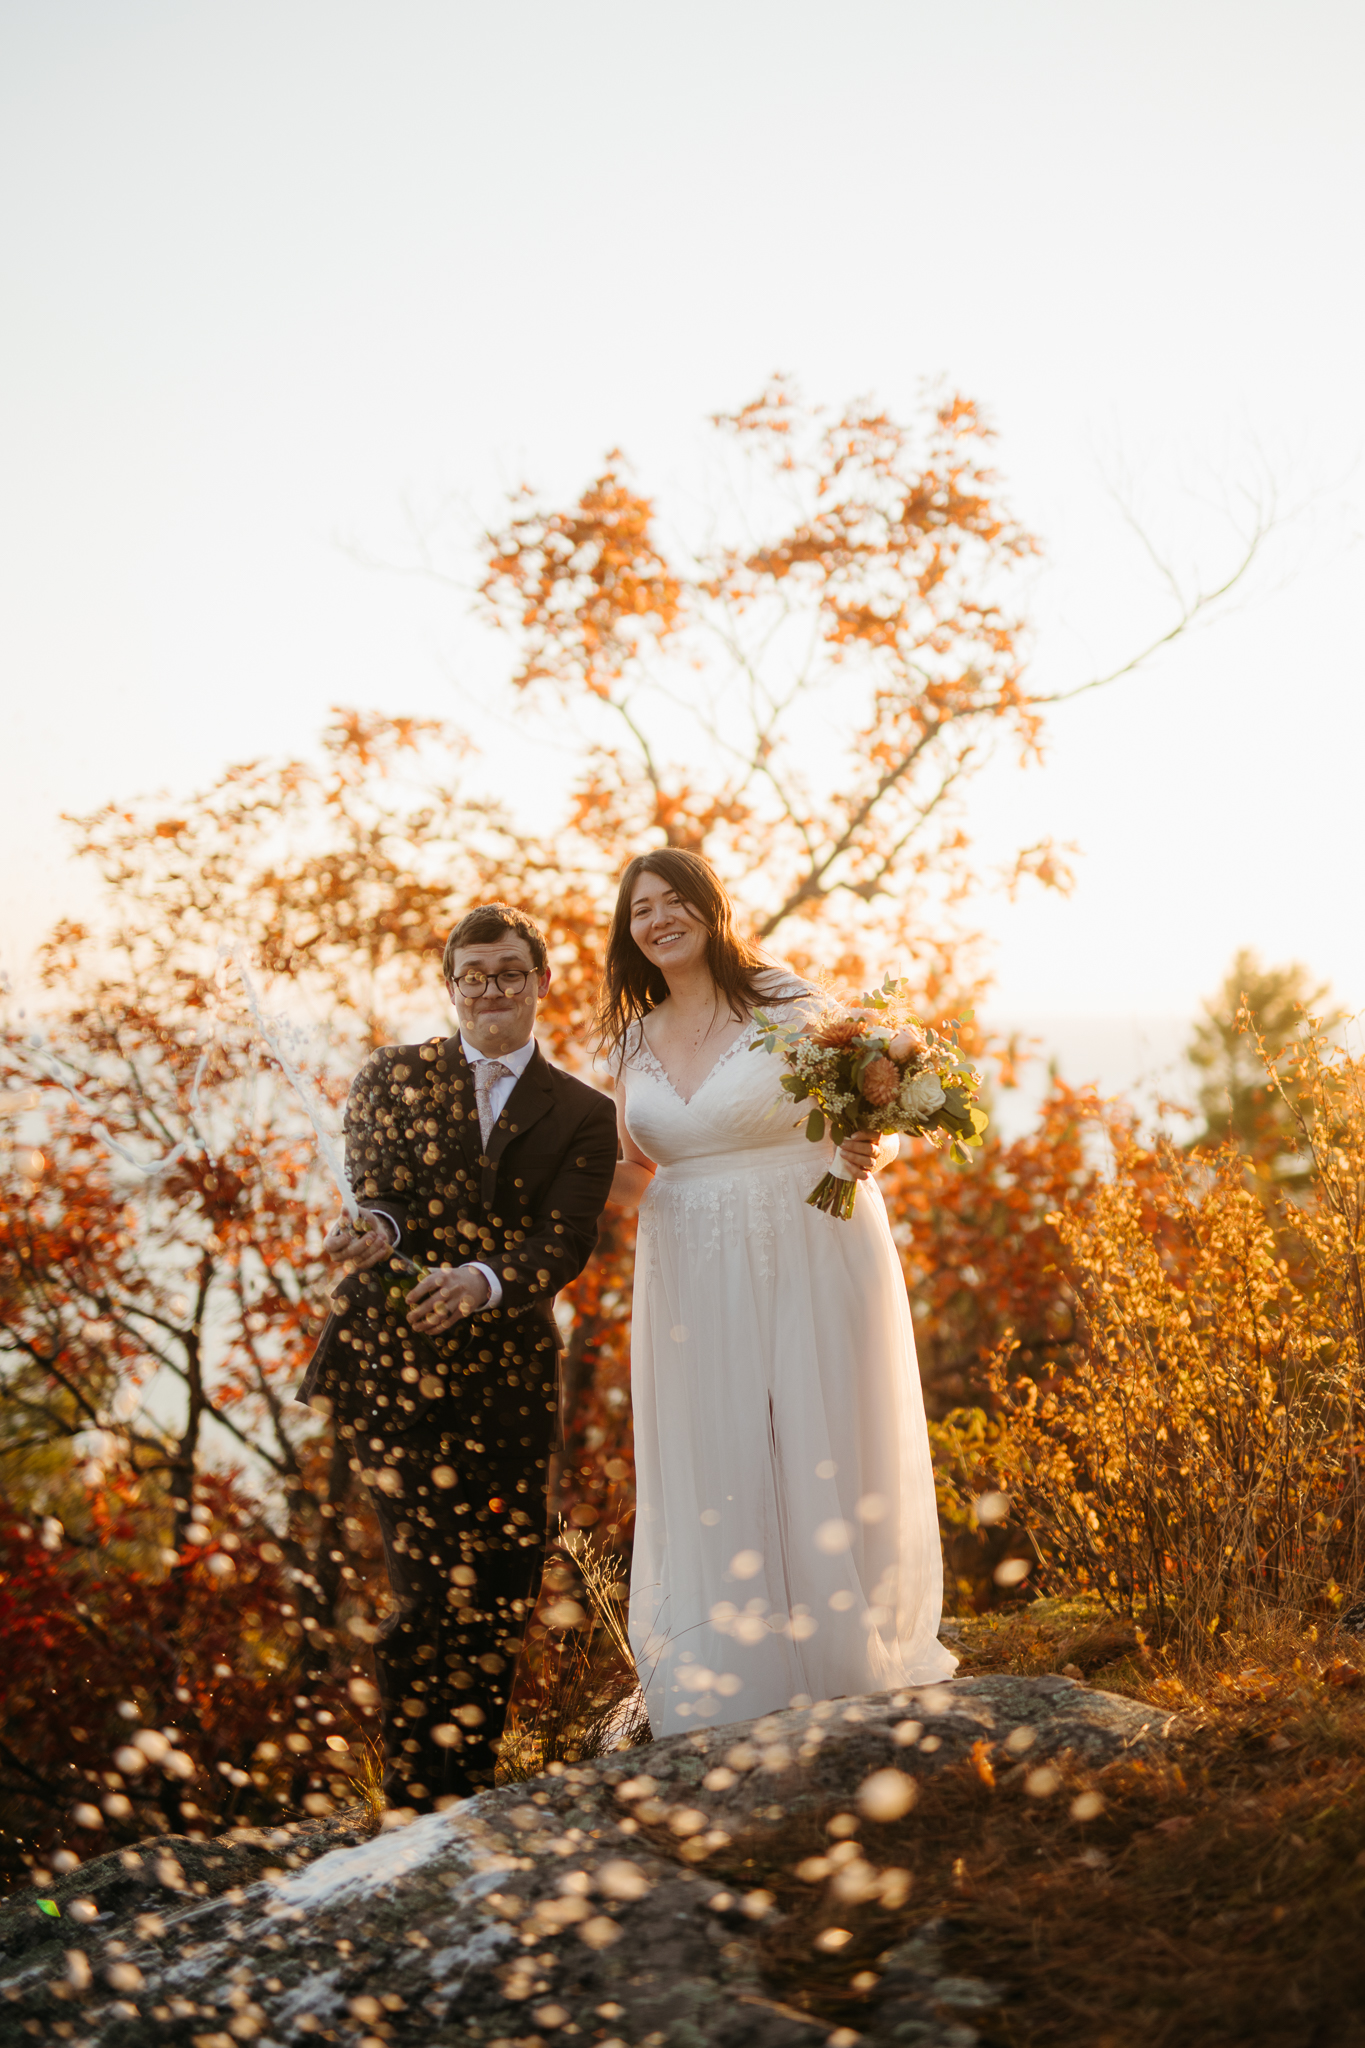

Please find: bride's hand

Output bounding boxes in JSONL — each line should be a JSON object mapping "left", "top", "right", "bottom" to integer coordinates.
{"left": 838, "top": 1132, "right": 881, "bottom": 1181}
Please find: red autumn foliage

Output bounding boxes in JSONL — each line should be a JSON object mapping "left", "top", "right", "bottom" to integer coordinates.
{"left": 0, "top": 1479, "right": 379, "bottom": 1873}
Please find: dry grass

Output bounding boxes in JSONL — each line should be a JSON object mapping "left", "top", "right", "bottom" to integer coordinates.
{"left": 498, "top": 1528, "right": 650, "bottom": 1781}
{"left": 349, "top": 1727, "right": 387, "bottom": 1833}
{"left": 650, "top": 1598, "right": 1365, "bottom": 2047}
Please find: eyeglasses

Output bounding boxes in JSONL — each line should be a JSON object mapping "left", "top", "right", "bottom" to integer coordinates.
{"left": 450, "top": 968, "right": 535, "bottom": 996}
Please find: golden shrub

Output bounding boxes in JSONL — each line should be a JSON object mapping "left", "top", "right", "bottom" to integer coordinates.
{"left": 985, "top": 1018, "right": 1365, "bottom": 1652}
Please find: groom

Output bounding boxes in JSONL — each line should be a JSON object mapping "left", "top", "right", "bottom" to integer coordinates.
{"left": 301, "top": 904, "right": 619, "bottom": 1808}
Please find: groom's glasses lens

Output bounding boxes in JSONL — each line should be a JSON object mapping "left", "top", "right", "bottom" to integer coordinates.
{"left": 452, "top": 969, "right": 532, "bottom": 996}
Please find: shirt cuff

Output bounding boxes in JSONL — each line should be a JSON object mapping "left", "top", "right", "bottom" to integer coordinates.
{"left": 467, "top": 1261, "right": 502, "bottom": 1309}
{"left": 364, "top": 1208, "right": 401, "bottom": 1246}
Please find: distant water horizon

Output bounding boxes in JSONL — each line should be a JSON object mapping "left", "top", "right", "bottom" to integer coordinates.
{"left": 982, "top": 1012, "right": 1198, "bottom": 1142}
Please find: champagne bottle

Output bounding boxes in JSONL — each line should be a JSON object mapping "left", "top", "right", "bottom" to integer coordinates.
{"left": 384, "top": 1252, "right": 424, "bottom": 1314}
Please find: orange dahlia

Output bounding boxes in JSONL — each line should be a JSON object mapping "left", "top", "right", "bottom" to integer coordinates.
{"left": 861, "top": 1055, "right": 900, "bottom": 1108}
{"left": 811, "top": 1012, "right": 867, "bottom": 1049}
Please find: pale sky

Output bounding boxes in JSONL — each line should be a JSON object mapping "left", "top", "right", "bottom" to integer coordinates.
{"left": 3, "top": 1, "right": 1362, "bottom": 1080}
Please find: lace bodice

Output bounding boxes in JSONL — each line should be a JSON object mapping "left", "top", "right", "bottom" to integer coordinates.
{"left": 619, "top": 978, "right": 813, "bottom": 1171}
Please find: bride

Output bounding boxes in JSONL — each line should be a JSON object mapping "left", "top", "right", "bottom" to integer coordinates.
{"left": 604, "top": 849, "right": 956, "bottom": 1737}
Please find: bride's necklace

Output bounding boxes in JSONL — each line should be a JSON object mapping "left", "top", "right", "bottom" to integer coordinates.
{"left": 682, "top": 1010, "right": 723, "bottom": 1051}
{"left": 667, "top": 996, "right": 738, "bottom": 1055}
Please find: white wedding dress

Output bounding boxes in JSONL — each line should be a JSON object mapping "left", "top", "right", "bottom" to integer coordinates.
{"left": 620, "top": 983, "right": 957, "bottom": 1738}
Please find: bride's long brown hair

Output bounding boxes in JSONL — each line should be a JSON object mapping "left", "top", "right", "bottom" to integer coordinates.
{"left": 597, "top": 849, "right": 776, "bottom": 1057}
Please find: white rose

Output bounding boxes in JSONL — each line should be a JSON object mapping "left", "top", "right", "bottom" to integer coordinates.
{"left": 901, "top": 1070, "right": 946, "bottom": 1119}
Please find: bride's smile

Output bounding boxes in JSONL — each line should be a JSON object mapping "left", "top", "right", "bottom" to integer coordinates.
{"left": 629, "top": 873, "right": 708, "bottom": 971}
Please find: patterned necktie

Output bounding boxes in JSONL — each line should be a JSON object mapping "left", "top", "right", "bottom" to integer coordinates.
{"left": 473, "top": 1059, "right": 512, "bottom": 1146}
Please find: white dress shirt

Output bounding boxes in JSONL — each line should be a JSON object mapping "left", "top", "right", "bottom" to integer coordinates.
{"left": 462, "top": 1032, "right": 537, "bottom": 1130}
{"left": 459, "top": 1035, "right": 535, "bottom": 1306}
{"left": 368, "top": 1035, "right": 536, "bottom": 1311}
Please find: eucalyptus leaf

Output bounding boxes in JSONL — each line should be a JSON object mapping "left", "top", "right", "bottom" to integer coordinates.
{"left": 806, "top": 1107, "right": 826, "bottom": 1143}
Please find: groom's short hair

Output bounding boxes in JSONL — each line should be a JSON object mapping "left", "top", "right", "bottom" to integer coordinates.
{"left": 442, "top": 903, "right": 548, "bottom": 981}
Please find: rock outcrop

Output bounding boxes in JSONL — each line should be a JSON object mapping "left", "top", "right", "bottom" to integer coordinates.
{"left": 0, "top": 1674, "right": 1178, "bottom": 2046}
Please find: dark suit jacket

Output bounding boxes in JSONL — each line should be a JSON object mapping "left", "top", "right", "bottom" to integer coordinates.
{"left": 299, "top": 1035, "right": 619, "bottom": 1429}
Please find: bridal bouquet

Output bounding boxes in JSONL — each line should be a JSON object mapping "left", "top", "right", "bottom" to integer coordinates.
{"left": 753, "top": 976, "right": 988, "bottom": 1219}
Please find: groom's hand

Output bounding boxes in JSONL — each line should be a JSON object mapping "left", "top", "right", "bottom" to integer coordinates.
{"left": 322, "top": 1211, "right": 395, "bottom": 1271}
{"left": 406, "top": 1265, "right": 492, "bottom": 1334}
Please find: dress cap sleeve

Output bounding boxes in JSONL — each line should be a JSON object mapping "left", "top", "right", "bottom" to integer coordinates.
{"left": 615, "top": 1018, "right": 648, "bottom": 1074}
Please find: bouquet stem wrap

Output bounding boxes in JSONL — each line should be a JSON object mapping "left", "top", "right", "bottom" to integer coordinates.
{"left": 809, "top": 1146, "right": 859, "bottom": 1220}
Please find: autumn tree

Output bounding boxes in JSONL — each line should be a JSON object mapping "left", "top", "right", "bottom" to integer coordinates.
{"left": 472, "top": 380, "right": 1057, "bottom": 989}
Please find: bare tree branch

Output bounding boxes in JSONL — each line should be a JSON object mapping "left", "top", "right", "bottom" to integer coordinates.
{"left": 1036, "top": 475, "right": 1281, "bottom": 705}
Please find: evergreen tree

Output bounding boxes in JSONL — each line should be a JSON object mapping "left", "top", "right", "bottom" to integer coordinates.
{"left": 1187, "top": 948, "right": 1341, "bottom": 1190}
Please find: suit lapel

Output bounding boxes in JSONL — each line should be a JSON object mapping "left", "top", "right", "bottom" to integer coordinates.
{"left": 482, "top": 1043, "right": 556, "bottom": 1209}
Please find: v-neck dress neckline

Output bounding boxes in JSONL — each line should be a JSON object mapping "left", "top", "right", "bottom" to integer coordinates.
{"left": 636, "top": 1018, "right": 756, "bottom": 1107}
